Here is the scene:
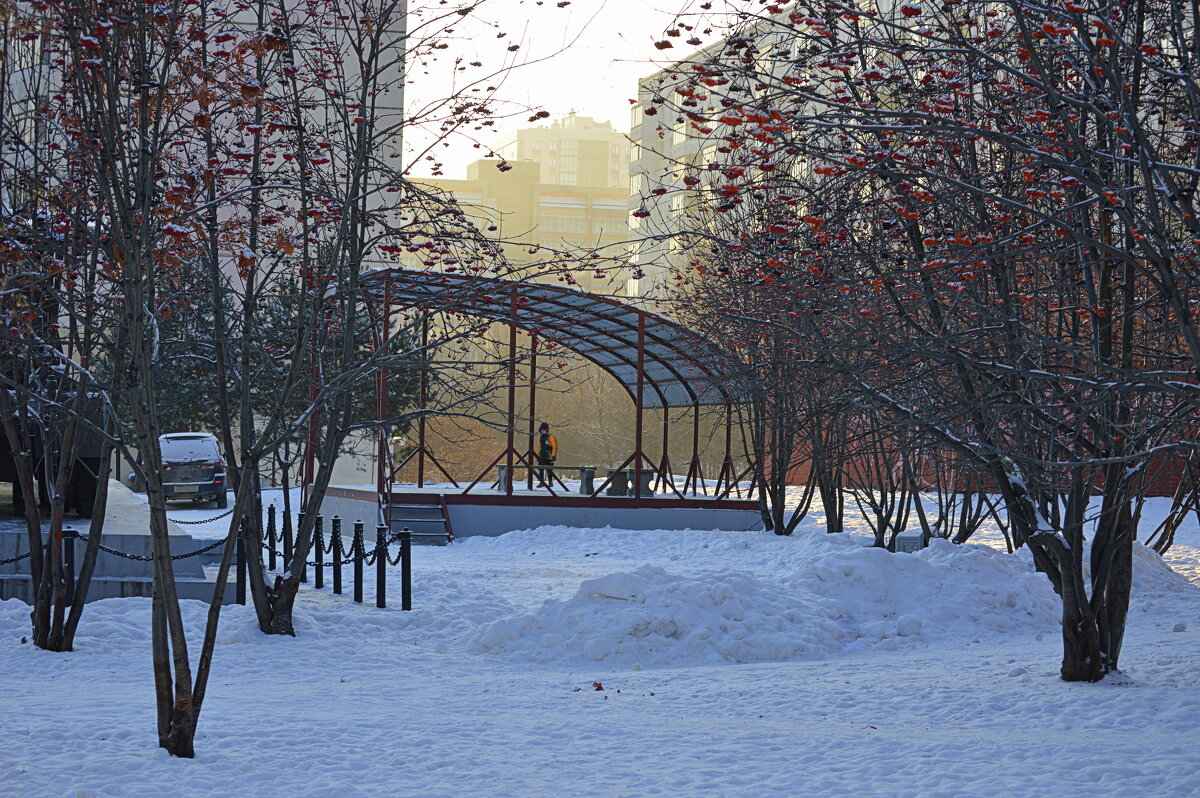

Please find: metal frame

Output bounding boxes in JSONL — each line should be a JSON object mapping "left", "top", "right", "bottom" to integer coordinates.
{"left": 317, "top": 268, "right": 755, "bottom": 513}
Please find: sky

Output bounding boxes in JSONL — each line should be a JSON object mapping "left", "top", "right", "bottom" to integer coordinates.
{"left": 404, "top": 0, "right": 698, "bottom": 177}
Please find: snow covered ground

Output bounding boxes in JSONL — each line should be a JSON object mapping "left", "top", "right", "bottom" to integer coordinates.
{"left": 1, "top": 493, "right": 1198, "bottom": 796}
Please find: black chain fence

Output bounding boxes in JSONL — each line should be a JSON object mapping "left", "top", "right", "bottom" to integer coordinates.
{"left": 257, "top": 510, "right": 413, "bottom": 610}
{"left": 4, "top": 504, "right": 416, "bottom": 611}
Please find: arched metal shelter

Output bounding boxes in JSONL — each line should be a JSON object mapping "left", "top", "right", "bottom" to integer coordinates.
{"left": 359, "top": 267, "right": 747, "bottom": 409}
{"left": 320, "top": 268, "right": 756, "bottom": 531}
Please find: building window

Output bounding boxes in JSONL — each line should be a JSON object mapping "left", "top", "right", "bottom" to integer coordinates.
{"left": 531, "top": 140, "right": 541, "bottom": 151}
{"left": 539, "top": 195, "right": 587, "bottom": 208}
{"left": 539, "top": 215, "right": 588, "bottom": 233}
{"left": 593, "top": 217, "right": 624, "bottom": 235}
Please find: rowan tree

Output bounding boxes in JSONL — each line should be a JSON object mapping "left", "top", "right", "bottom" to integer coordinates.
{"left": 645, "top": 0, "right": 1200, "bottom": 680}
{"left": 0, "top": 0, "right": 570, "bottom": 756}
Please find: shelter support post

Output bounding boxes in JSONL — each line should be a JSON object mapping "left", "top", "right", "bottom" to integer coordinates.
{"left": 716, "top": 403, "right": 737, "bottom": 498}
{"left": 527, "top": 333, "right": 537, "bottom": 490}
{"left": 684, "top": 403, "right": 707, "bottom": 496}
{"left": 634, "top": 314, "right": 645, "bottom": 499}
{"left": 655, "top": 409, "right": 671, "bottom": 493}
{"left": 505, "top": 287, "right": 517, "bottom": 496}
{"left": 417, "top": 314, "right": 427, "bottom": 488}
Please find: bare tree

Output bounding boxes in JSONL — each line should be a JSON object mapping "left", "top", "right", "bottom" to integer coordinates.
{"left": 643, "top": 0, "right": 1200, "bottom": 680}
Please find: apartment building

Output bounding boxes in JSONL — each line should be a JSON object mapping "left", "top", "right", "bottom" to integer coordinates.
{"left": 417, "top": 115, "right": 633, "bottom": 295}
{"left": 626, "top": 45, "right": 730, "bottom": 300}
{"left": 626, "top": 18, "right": 812, "bottom": 299}
{"left": 491, "top": 112, "right": 628, "bottom": 190}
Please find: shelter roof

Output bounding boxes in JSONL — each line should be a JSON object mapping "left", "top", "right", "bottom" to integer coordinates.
{"left": 356, "top": 268, "right": 746, "bottom": 409}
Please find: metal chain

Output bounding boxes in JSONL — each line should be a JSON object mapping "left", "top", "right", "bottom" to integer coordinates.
{"left": 73, "top": 532, "right": 228, "bottom": 561}
{"left": 2, "top": 528, "right": 408, "bottom": 569}
{"left": 168, "top": 508, "right": 235, "bottom": 526}
{"left": 257, "top": 526, "right": 411, "bottom": 568}
{"left": 259, "top": 538, "right": 339, "bottom": 569}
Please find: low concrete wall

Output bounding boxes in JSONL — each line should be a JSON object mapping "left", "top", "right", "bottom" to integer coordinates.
{"left": 445, "top": 504, "right": 762, "bottom": 537}
{"left": 0, "top": 574, "right": 233, "bottom": 603}
{"left": 0, "top": 481, "right": 235, "bottom": 604}
{"left": 316, "top": 487, "right": 764, "bottom": 539}
{"left": 315, "top": 492, "right": 382, "bottom": 532}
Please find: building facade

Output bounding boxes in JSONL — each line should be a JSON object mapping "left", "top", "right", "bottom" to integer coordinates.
{"left": 417, "top": 113, "right": 634, "bottom": 295}
{"left": 491, "top": 112, "right": 628, "bottom": 190}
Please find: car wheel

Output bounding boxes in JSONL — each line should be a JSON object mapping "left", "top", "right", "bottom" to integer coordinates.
{"left": 216, "top": 492, "right": 228, "bottom": 509}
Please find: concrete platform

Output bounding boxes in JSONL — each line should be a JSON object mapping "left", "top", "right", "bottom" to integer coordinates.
{"left": 0, "top": 481, "right": 235, "bottom": 603}
{"left": 321, "top": 484, "right": 764, "bottom": 538}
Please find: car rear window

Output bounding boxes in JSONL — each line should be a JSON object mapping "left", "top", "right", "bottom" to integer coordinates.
{"left": 160, "top": 436, "right": 220, "bottom": 463}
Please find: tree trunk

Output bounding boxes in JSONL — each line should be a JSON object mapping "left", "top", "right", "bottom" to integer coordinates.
{"left": 816, "top": 466, "right": 843, "bottom": 535}
{"left": 1094, "top": 495, "right": 1134, "bottom": 675}
{"left": 131, "top": 356, "right": 198, "bottom": 756}
{"left": 261, "top": 426, "right": 346, "bottom": 636}
{"left": 1060, "top": 604, "right": 1104, "bottom": 676}
{"left": 1059, "top": 589, "right": 1108, "bottom": 682}
{"left": 62, "top": 441, "right": 114, "bottom": 650}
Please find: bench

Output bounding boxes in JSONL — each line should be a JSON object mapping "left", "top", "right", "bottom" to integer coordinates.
{"left": 495, "top": 465, "right": 654, "bottom": 497}
{"left": 496, "top": 464, "right": 601, "bottom": 494}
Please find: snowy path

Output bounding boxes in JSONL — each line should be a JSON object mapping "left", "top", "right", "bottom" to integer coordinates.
{"left": 2, "top": 508, "right": 1198, "bottom": 796}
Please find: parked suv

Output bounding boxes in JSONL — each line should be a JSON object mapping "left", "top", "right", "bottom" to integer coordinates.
{"left": 159, "top": 433, "right": 228, "bottom": 508}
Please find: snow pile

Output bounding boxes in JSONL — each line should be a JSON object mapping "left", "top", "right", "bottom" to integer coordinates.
{"left": 1132, "top": 541, "right": 1197, "bottom": 597}
{"left": 471, "top": 535, "right": 1061, "bottom": 667}
{"left": 472, "top": 565, "right": 854, "bottom": 666}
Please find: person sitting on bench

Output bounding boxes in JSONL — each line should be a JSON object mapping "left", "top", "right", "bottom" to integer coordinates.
{"left": 536, "top": 422, "right": 557, "bottom": 486}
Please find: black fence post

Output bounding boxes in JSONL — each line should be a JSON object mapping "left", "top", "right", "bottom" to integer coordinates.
{"left": 375, "top": 525, "right": 387, "bottom": 609}
{"left": 301, "top": 516, "right": 316, "bottom": 584}
{"left": 236, "top": 533, "right": 246, "bottom": 606}
{"left": 288, "top": 511, "right": 299, "bottom": 576}
{"left": 400, "top": 530, "right": 412, "bottom": 611}
{"left": 314, "top": 515, "right": 324, "bottom": 590}
{"left": 353, "top": 520, "right": 364, "bottom": 604}
{"left": 267, "top": 504, "right": 277, "bottom": 572}
{"left": 332, "top": 516, "right": 343, "bottom": 595}
{"left": 63, "top": 528, "right": 77, "bottom": 606}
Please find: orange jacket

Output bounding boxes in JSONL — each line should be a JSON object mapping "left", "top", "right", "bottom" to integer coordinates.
{"left": 538, "top": 432, "right": 558, "bottom": 460}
